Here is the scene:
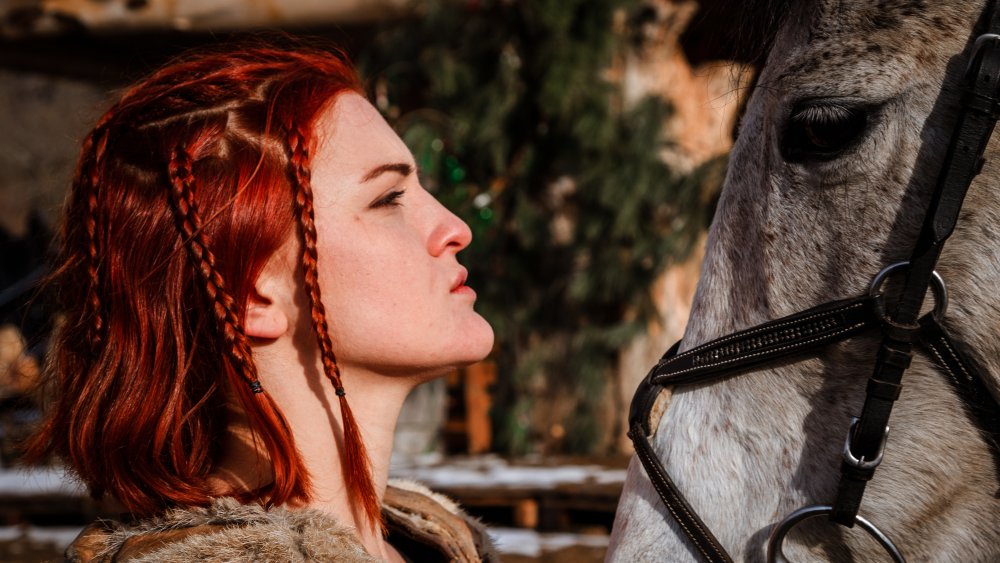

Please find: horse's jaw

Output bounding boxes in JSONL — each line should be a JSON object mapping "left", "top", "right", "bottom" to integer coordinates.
{"left": 608, "top": 379, "right": 824, "bottom": 562}
{"left": 610, "top": 347, "right": 1000, "bottom": 562}
{"left": 608, "top": 215, "right": 868, "bottom": 561}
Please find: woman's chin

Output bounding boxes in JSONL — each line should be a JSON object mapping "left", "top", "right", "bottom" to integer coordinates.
{"left": 424, "top": 322, "right": 495, "bottom": 378}
{"left": 463, "top": 317, "right": 495, "bottom": 362}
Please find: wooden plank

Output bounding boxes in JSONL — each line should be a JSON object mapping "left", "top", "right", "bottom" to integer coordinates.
{"left": 513, "top": 498, "right": 539, "bottom": 529}
{"left": 464, "top": 361, "right": 495, "bottom": 454}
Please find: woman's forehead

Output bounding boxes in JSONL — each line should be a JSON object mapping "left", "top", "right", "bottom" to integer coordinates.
{"left": 307, "top": 93, "right": 414, "bottom": 209}
{"left": 312, "top": 93, "right": 413, "bottom": 178}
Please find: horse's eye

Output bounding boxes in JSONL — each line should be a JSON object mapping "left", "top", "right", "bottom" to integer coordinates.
{"left": 782, "top": 103, "right": 868, "bottom": 162}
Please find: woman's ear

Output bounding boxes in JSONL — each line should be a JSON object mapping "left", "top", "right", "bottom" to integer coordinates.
{"left": 246, "top": 243, "right": 297, "bottom": 341}
{"left": 245, "top": 289, "right": 289, "bottom": 340}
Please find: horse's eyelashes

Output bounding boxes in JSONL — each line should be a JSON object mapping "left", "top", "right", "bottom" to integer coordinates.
{"left": 782, "top": 102, "right": 869, "bottom": 162}
{"left": 793, "top": 103, "right": 854, "bottom": 123}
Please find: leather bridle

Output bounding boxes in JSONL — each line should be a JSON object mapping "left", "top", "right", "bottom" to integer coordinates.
{"left": 626, "top": 5, "right": 1000, "bottom": 562}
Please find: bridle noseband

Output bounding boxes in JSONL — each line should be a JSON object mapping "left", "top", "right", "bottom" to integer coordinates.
{"left": 627, "top": 5, "right": 1000, "bottom": 563}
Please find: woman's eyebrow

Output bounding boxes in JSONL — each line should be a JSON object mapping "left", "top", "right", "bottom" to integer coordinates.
{"left": 361, "top": 162, "right": 413, "bottom": 182}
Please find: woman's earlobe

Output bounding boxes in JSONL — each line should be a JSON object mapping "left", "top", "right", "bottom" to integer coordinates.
{"left": 245, "top": 297, "right": 289, "bottom": 340}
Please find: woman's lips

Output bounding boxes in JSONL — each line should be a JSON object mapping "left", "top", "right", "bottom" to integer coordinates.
{"left": 452, "top": 284, "right": 476, "bottom": 297}
{"left": 450, "top": 269, "right": 475, "bottom": 296}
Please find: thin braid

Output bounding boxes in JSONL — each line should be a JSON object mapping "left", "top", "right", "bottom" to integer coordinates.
{"left": 287, "top": 136, "right": 344, "bottom": 389}
{"left": 166, "top": 143, "right": 264, "bottom": 393}
{"left": 81, "top": 127, "right": 108, "bottom": 349}
{"left": 285, "top": 125, "right": 382, "bottom": 533}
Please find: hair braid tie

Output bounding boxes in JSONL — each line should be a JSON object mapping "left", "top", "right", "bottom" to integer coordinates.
{"left": 285, "top": 125, "right": 382, "bottom": 533}
{"left": 167, "top": 143, "right": 264, "bottom": 394}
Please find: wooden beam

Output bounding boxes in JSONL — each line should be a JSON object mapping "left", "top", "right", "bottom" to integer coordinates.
{"left": 2, "top": 0, "right": 416, "bottom": 38}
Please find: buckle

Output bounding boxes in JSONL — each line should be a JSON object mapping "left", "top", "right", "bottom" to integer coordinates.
{"left": 843, "top": 416, "right": 889, "bottom": 470}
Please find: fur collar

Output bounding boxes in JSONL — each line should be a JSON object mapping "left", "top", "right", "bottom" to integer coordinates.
{"left": 66, "top": 480, "right": 499, "bottom": 562}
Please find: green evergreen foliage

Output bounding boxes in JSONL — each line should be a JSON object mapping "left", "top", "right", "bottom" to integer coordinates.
{"left": 362, "top": 0, "right": 705, "bottom": 454}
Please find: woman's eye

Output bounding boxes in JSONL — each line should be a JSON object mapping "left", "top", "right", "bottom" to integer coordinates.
{"left": 782, "top": 103, "right": 868, "bottom": 162}
{"left": 371, "top": 190, "right": 404, "bottom": 208}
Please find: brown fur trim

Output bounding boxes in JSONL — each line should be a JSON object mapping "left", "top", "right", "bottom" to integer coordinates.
{"left": 66, "top": 484, "right": 498, "bottom": 562}
{"left": 66, "top": 497, "right": 375, "bottom": 562}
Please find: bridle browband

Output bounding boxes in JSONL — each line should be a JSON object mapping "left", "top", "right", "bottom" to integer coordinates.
{"left": 627, "top": 4, "right": 1000, "bottom": 562}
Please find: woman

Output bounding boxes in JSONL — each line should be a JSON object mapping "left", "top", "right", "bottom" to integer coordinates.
{"left": 27, "top": 45, "right": 497, "bottom": 562}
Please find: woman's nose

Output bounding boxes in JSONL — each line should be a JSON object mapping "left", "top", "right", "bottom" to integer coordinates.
{"left": 426, "top": 199, "right": 472, "bottom": 257}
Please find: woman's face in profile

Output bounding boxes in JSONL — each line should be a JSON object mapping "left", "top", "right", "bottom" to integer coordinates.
{"left": 290, "top": 92, "right": 494, "bottom": 377}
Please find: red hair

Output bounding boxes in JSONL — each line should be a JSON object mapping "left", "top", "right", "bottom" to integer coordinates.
{"left": 26, "top": 45, "right": 381, "bottom": 529}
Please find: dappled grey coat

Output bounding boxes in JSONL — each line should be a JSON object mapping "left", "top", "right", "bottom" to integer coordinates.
{"left": 65, "top": 480, "right": 499, "bottom": 562}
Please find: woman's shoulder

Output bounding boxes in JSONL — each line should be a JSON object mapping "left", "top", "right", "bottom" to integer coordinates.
{"left": 64, "top": 483, "right": 499, "bottom": 563}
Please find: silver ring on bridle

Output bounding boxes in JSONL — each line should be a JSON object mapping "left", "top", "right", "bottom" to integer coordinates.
{"left": 766, "top": 505, "right": 905, "bottom": 563}
{"left": 868, "top": 261, "right": 948, "bottom": 323}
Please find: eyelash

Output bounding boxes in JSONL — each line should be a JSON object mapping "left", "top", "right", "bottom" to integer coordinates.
{"left": 372, "top": 190, "right": 405, "bottom": 208}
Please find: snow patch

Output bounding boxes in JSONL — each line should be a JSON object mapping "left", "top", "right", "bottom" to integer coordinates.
{"left": 391, "top": 455, "right": 626, "bottom": 489}
{"left": 0, "top": 526, "right": 83, "bottom": 547}
{"left": 0, "top": 467, "right": 83, "bottom": 495}
{"left": 489, "top": 527, "right": 609, "bottom": 557}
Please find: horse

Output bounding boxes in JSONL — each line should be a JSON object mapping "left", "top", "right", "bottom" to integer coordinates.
{"left": 608, "top": 1, "right": 1000, "bottom": 561}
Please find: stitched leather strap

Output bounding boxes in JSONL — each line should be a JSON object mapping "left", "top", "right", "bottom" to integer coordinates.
{"left": 652, "top": 297, "right": 880, "bottom": 386}
{"left": 629, "top": 344, "right": 733, "bottom": 561}
{"left": 919, "top": 318, "right": 1000, "bottom": 482}
{"left": 628, "top": 365, "right": 734, "bottom": 563}
{"left": 630, "top": 421, "right": 734, "bottom": 563}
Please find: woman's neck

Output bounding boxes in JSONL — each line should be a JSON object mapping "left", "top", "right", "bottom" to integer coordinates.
{"left": 211, "top": 340, "right": 422, "bottom": 561}
{"left": 280, "top": 365, "right": 415, "bottom": 559}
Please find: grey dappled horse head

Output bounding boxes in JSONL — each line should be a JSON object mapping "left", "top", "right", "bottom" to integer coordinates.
{"left": 609, "top": 1, "right": 1000, "bottom": 561}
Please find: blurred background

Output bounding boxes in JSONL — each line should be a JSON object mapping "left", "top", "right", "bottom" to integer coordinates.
{"left": 0, "top": 0, "right": 757, "bottom": 560}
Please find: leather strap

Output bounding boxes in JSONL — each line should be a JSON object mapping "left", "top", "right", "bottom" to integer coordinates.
{"left": 628, "top": 371, "right": 733, "bottom": 563}
{"left": 831, "top": 18, "right": 1000, "bottom": 524}
{"left": 628, "top": 344, "right": 734, "bottom": 562}
{"left": 919, "top": 318, "right": 1000, "bottom": 483}
{"left": 652, "top": 297, "right": 879, "bottom": 386}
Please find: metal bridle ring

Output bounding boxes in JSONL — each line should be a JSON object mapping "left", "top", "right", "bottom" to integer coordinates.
{"left": 766, "top": 505, "right": 905, "bottom": 563}
{"left": 867, "top": 261, "right": 948, "bottom": 322}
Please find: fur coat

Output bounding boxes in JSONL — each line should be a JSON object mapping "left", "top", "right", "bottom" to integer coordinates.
{"left": 65, "top": 480, "right": 500, "bottom": 562}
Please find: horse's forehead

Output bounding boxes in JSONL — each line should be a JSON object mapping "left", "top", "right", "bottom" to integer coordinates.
{"left": 811, "top": 0, "right": 971, "bottom": 35}
{"left": 761, "top": 0, "right": 983, "bottom": 96}
{"left": 819, "top": 0, "right": 930, "bottom": 29}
